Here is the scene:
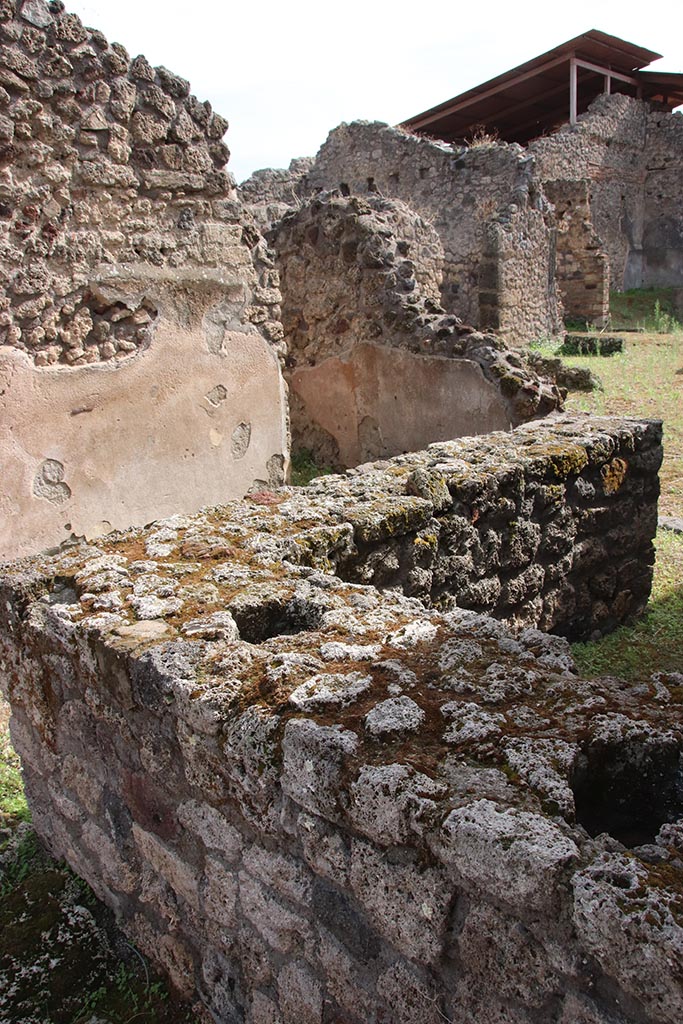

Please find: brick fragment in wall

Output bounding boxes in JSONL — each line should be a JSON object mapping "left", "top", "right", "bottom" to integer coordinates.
{"left": 1, "top": 415, "right": 680, "bottom": 1024}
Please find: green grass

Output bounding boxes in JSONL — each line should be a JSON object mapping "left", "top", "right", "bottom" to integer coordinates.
{"left": 528, "top": 337, "right": 561, "bottom": 353}
{"left": 648, "top": 299, "right": 683, "bottom": 335}
{"left": 0, "top": 718, "right": 30, "bottom": 833}
{"left": 609, "top": 287, "right": 683, "bottom": 332}
{"left": 0, "top": 829, "right": 41, "bottom": 895}
{"left": 563, "top": 297, "right": 683, "bottom": 679}
{"left": 0, "top": 824, "right": 199, "bottom": 1024}
{"left": 290, "top": 448, "right": 334, "bottom": 486}
{"left": 564, "top": 332, "right": 683, "bottom": 517}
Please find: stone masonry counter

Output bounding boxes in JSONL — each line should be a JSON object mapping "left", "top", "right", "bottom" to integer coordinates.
{"left": 309, "top": 415, "right": 662, "bottom": 640}
{"left": 0, "top": 1, "right": 288, "bottom": 562}
{"left": 0, "top": 416, "right": 679, "bottom": 1024}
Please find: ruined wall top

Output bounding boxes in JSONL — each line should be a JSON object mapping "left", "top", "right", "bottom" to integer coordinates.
{"left": 239, "top": 156, "right": 313, "bottom": 234}
{"left": 274, "top": 191, "right": 563, "bottom": 432}
{"left": 260, "top": 119, "right": 563, "bottom": 344}
{"left": 1, "top": 0, "right": 231, "bottom": 183}
{"left": 308, "top": 119, "right": 530, "bottom": 190}
{"left": 0, "top": 0, "right": 285, "bottom": 369}
{"left": 529, "top": 94, "right": 650, "bottom": 179}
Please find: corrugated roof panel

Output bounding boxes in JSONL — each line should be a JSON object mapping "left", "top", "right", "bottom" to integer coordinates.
{"left": 401, "top": 30, "right": 671, "bottom": 144}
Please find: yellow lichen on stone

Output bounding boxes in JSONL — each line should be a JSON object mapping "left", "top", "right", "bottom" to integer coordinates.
{"left": 601, "top": 457, "right": 629, "bottom": 495}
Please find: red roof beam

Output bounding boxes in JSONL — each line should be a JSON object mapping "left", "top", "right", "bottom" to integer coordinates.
{"left": 446, "top": 70, "right": 599, "bottom": 139}
{"left": 405, "top": 53, "right": 570, "bottom": 131}
{"left": 573, "top": 58, "right": 641, "bottom": 87}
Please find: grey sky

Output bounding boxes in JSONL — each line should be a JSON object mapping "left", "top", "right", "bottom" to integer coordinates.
{"left": 67, "top": 0, "right": 683, "bottom": 183}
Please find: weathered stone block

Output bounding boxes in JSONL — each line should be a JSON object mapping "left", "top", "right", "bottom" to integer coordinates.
{"left": 238, "top": 871, "right": 311, "bottom": 954}
{"left": 281, "top": 718, "right": 358, "bottom": 822}
{"left": 277, "top": 961, "right": 323, "bottom": 1024}
{"left": 132, "top": 823, "right": 200, "bottom": 909}
{"left": 349, "top": 837, "right": 452, "bottom": 965}
{"left": 202, "top": 855, "right": 238, "bottom": 928}
{"left": 177, "top": 800, "right": 243, "bottom": 860}
{"left": 437, "top": 800, "right": 579, "bottom": 914}
{"left": 348, "top": 763, "right": 443, "bottom": 846}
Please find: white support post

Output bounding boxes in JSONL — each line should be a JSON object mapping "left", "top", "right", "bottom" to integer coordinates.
{"left": 604, "top": 74, "right": 611, "bottom": 95}
{"left": 570, "top": 57, "right": 578, "bottom": 125}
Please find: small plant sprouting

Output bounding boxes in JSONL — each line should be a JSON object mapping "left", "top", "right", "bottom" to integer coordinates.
{"left": 290, "top": 448, "right": 334, "bottom": 487}
{"left": 647, "top": 299, "right": 683, "bottom": 335}
{"left": 0, "top": 711, "right": 30, "bottom": 832}
{"left": 0, "top": 829, "right": 41, "bottom": 895}
{"left": 76, "top": 983, "right": 108, "bottom": 1019}
{"left": 466, "top": 124, "right": 501, "bottom": 148}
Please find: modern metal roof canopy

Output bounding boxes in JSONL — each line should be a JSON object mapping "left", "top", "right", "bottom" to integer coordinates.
{"left": 401, "top": 30, "right": 683, "bottom": 146}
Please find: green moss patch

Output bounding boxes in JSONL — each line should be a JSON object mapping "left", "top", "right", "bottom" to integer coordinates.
{"left": 0, "top": 829, "right": 199, "bottom": 1024}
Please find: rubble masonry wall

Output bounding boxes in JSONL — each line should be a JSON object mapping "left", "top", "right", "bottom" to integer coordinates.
{"left": 530, "top": 94, "right": 648, "bottom": 293}
{"left": 0, "top": 0, "right": 288, "bottom": 563}
{"left": 238, "top": 157, "right": 314, "bottom": 237}
{"left": 543, "top": 179, "right": 610, "bottom": 326}
{"left": 273, "top": 192, "right": 562, "bottom": 468}
{"left": 0, "top": 416, "right": 679, "bottom": 1024}
{"left": 641, "top": 107, "right": 683, "bottom": 288}
{"left": 243, "top": 96, "right": 683, "bottom": 334}
{"left": 531, "top": 94, "right": 683, "bottom": 293}
{"left": 303, "top": 121, "right": 563, "bottom": 345}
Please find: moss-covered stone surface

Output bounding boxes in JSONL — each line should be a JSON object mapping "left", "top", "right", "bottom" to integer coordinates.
{"left": 0, "top": 826, "right": 203, "bottom": 1024}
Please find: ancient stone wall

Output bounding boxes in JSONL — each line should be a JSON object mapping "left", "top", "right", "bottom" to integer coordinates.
{"left": 243, "top": 97, "right": 683, "bottom": 334}
{"left": 0, "top": 0, "right": 288, "bottom": 563}
{"left": 530, "top": 94, "right": 649, "bottom": 293}
{"left": 478, "top": 193, "right": 561, "bottom": 339}
{"left": 512, "top": 95, "right": 683, "bottom": 297}
{"left": 543, "top": 179, "right": 610, "bottom": 325}
{"left": 641, "top": 108, "right": 683, "bottom": 288}
{"left": 291, "top": 121, "right": 563, "bottom": 345}
{"left": 1, "top": 416, "right": 679, "bottom": 1024}
{"left": 274, "top": 191, "right": 562, "bottom": 468}
{"left": 306, "top": 415, "right": 661, "bottom": 638}
{"left": 238, "top": 157, "right": 313, "bottom": 235}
